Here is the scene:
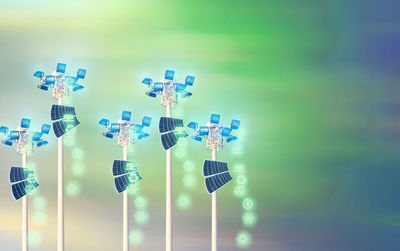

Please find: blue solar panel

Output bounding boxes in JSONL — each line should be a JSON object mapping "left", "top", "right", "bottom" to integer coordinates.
{"left": 205, "top": 172, "right": 232, "bottom": 193}
{"left": 32, "top": 132, "right": 42, "bottom": 141}
{"left": 142, "top": 116, "right": 152, "bottom": 127}
{"left": 112, "top": 160, "right": 138, "bottom": 176}
{"left": 41, "top": 124, "right": 51, "bottom": 134}
{"left": 9, "top": 131, "right": 19, "bottom": 140}
{"left": 231, "top": 119, "right": 240, "bottom": 130}
{"left": 52, "top": 117, "right": 80, "bottom": 138}
{"left": 193, "top": 136, "right": 202, "bottom": 142}
{"left": 221, "top": 127, "right": 232, "bottom": 137}
{"left": 181, "top": 91, "right": 192, "bottom": 98}
{"left": 114, "top": 173, "right": 142, "bottom": 193}
{"left": 203, "top": 160, "right": 228, "bottom": 176}
{"left": 56, "top": 63, "right": 66, "bottom": 73}
{"left": 159, "top": 117, "right": 184, "bottom": 133}
{"left": 121, "top": 111, "right": 131, "bottom": 121}
{"left": 33, "top": 71, "right": 44, "bottom": 78}
{"left": 21, "top": 118, "right": 31, "bottom": 129}
{"left": 103, "top": 132, "right": 113, "bottom": 138}
{"left": 109, "top": 123, "right": 120, "bottom": 133}
{"left": 76, "top": 68, "right": 86, "bottom": 79}
{"left": 11, "top": 179, "right": 39, "bottom": 200}
{"left": 0, "top": 126, "right": 9, "bottom": 134}
{"left": 132, "top": 124, "right": 143, "bottom": 133}
{"left": 185, "top": 75, "right": 195, "bottom": 86}
{"left": 153, "top": 82, "right": 163, "bottom": 92}
{"left": 226, "top": 136, "right": 238, "bottom": 143}
{"left": 165, "top": 70, "right": 175, "bottom": 80}
{"left": 187, "top": 121, "right": 198, "bottom": 130}
{"left": 51, "top": 105, "right": 76, "bottom": 121}
{"left": 38, "top": 85, "right": 48, "bottom": 91}
{"left": 45, "top": 75, "right": 55, "bottom": 85}
{"left": 9, "top": 167, "right": 34, "bottom": 183}
{"left": 142, "top": 78, "right": 152, "bottom": 85}
{"left": 210, "top": 114, "right": 220, "bottom": 124}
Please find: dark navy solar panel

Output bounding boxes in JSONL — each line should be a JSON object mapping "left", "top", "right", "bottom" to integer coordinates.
{"left": 112, "top": 160, "right": 138, "bottom": 176}
{"left": 11, "top": 179, "right": 39, "bottom": 200}
{"left": 203, "top": 160, "right": 228, "bottom": 177}
{"left": 51, "top": 105, "right": 76, "bottom": 121}
{"left": 205, "top": 172, "right": 232, "bottom": 193}
{"left": 9, "top": 167, "right": 34, "bottom": 183}
{"left": 114, "top": 172, "right": 142, "bottom": 194}
{"left": 161, "top": 132, "right": 177, "bottom": 150}
{"left": 53, "top": 117, "right": 80, "bottom": 138}
{"left": 159, "top": 117, "right": 184, "bottom": 133}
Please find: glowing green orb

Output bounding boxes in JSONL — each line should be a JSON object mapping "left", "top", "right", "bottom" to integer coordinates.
{"left": 175, "top": 148, "right": 186, "bottom": 159}
{"left": 183, "top": 161, "right": 194, "bottom": 172}
{"left": 129, "top": 229, "right": 144, "bottom": 246}
{"left": 182, "top": 174, "right": 197, "bottom": 189}
{"left": 176, "top": 193, "right": 192, "bottom": 210}
{"left": 134, "top": 210, "right": 150, "bottom": 225}
{"left": 177, "top": 137, "right": 187, "bottom": 147}
{"left": 242, "top": 197, "right": 256, "bottom": 211}
{"left": 235, "top": 230, "right": 252, "bottom": 248}
{"left": 242, "top": 212, "right": 258, "bottom": 227}
{"left": 29, "top": 230, "right": 42, "bottom": 246}
{"left": 236, "top": 174, "right": 247, "bottom": 185}
{"left": 66, "top": 181, "right": 81, "bottom": 197}
{"left": 71, "top": 148, "right": 83, "bottom": 160}
{"left": 63, "top": 134, "right": 75, "bottom": 147}
{"left": 135, "top": 196, "right": 148, "bottom": 209}
{"left": 71, "top": 162, "right": 86, "bottom": 177}
{"left": 33, "top": 196, "right": 47, "bottom": 209}
{"left": 33, "top": 211, "right": 47, "bottom": 225}
{"left": 127, "top": 184, "right": 141, "bottom": 196}
{"left": 233, "top": 185, "right": 247, "bottom": 198}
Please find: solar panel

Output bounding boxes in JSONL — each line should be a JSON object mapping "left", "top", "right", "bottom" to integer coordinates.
{"left": 0, "top": 126, "right": 9, "bottom": 134}
{"left": 160, "top": 131, "right": 188, "bottom": 150}
{"left": 204, "top": 172, "right": 232, "bottom": 193}
{"left": 109, "top": 123, "right": 120, "bottom": 133}
{"left": 203, "top": 160, "right": 228, "bottom": 176}
{"left": 114, "top": 173, "right": 142, "bottom": 193}
{"left": 132, "top": 124, "right": 143, "bottom": 133}
{"left": 76, "top": 69, "right": 87, "bottom": 79}
{"left": 45, "top": 75, "right": 55, "bottom": 85}
{"left": 138, "top": 132, "right": 149, "bottom": 140}
{"left": 103, "top": 132, "right": 113, "bottom": 138}
{"left": 112, "top": 160, "right": 138, "bottom": 176}
{"left": 159, "top": 117, "right": 184, "bottom": 133}
{"left": 226, "top": 136, "right": 238, "bottom": 143}
{"left": 142, "top": 116, "right": 152, "bottom": 127}
{"left": 34, "top": 71, "right": 44, "bottom": 79}
{"left": 142, "top": 78, "right": 152, "bottom": 85}
{"left": 99, "top": 118, "right": 110, "bottom": 127}
{"left": 51, "top": 105, "right": 76, "bottom": 121}
{"left": 187, "top": 121, "right": 198, "bottom": 130}
{"left": 9, "top": 131, "right": 19, "bottom": 140}
{"left": 146, "top": 91, "right": 157, "bottom": 98}
{"left": 11, "top": 179, "right": 39, "bottom": 200}
{"left": 73, "top": 85, "right": 84, "bottom": 92}
{"left": 175, "top": 83, "right": 186, "bottom": 92}
{"left": 153, "top": 82, "right": 164, "bottom": 92}
{"left": 165, "top": 70, "right": 175, "bottom": 80}
{"left": 3, "top": 140, "right": 13, "bottom": 146}
{"left": 38, "top": 85, "right": 49, "bottom": 91}
{"left": 52, "top": 117, "right": 80, "bottom": 138}
{"left": 198, "top": 126, "right": 209, "bottom": 136}
{"left": 185, "top": 75, "right": 195, "bottom": 86}
{"left": 37, "top": 140, "right": 48, "bottom": 147}
{"left": 9, "top": 167, "right": 34, "bottom": 183}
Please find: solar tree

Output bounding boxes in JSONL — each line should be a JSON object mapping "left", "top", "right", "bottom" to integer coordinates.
{"left": 187, "top": 114, "right": 240, "bottom": 251}
{"left": 0, "top": 118, "right": 50, "bottom": 251}
{"left": 98, "top": 110, "right": 151, "bottom": 251}
{"left": 33, "top": 63, "right": 86, "bottom": 251}
{"left": 141, "top": 70, "right": 194, "bottom": 251}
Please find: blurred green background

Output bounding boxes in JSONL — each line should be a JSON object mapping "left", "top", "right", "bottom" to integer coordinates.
{"left": 1, "top": 0, "right": 400, "bottom": 250}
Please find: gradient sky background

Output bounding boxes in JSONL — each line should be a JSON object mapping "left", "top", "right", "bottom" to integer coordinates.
{"left": 1, "top": 0, "right": 400, "bottom": 250}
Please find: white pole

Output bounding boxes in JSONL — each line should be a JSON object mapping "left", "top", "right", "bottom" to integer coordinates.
{"left": 211, "top": 147, "right": 217, "bottom": 251}
{"left": 123, "top": 144, "right": 129, "bottom": 251}
{"left": 166, "top": 102, "right": 172, "bottom": 251}
{"left": 57, "top": 98, "right": 64, "bottom": 251}
{"left": 22, "top": 152, "right": 28, "bottom": 251}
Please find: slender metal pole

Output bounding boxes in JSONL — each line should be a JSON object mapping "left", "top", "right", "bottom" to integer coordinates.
{"left": 57, "top": 98, "right": 64, "bottom": 251}
{"left": 166, "top": 102, "right": 172, "bottom": 251}
{"left": 211, "top": 147, "right": 217, "bottom": 251}
{"left": 22, "top": 152, "right": 28, "bottom": 251}
{"left": 123, "top": 144, "right": 129, "bottom": 251}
